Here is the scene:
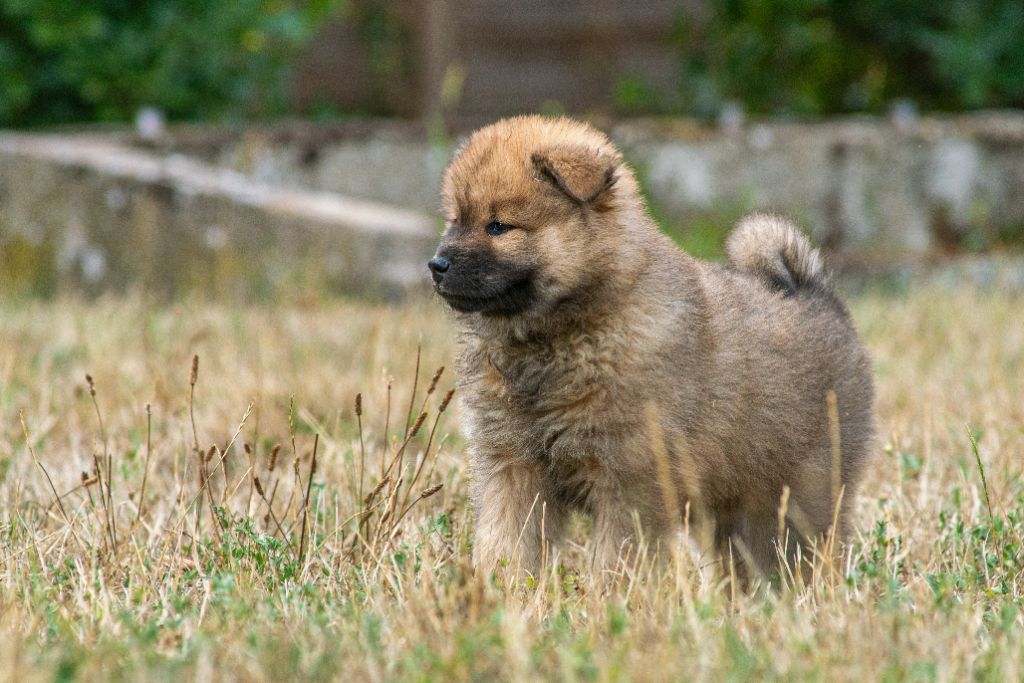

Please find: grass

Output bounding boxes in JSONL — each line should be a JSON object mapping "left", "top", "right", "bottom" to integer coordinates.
{"left": 1, "top": 279, "right": 1023, "bottom": 682}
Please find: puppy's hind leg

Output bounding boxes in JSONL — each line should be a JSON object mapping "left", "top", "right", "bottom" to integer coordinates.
{"left": 708, "top": 502, "right": 779, "bottom": 591}
{"left": 738, "top": 506, "right": 787, "bottom": 589}
{"left": 471, "top": 457, "right": 564, "bottom": 574}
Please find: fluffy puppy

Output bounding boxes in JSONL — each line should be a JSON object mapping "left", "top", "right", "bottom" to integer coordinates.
{"left": 429, "top": 116, "right": 874, "bottom": 579}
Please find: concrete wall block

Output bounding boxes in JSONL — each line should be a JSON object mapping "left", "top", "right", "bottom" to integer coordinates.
{"left": 3, "top": 113, "right": 1023, "bottom": 299}
{"left": 0, "top": 134, "right": 438, "bottom": 299}
{"left": 157, "top": 113, "right": 1024, "bottom": 261}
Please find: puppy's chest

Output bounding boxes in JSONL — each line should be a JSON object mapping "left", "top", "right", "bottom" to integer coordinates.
{"left": 459, "top": 336, "right": 633, "bottom": 461}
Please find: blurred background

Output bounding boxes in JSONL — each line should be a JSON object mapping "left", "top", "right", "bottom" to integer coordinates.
{"left": 2, "top": 0, "right": 1023, "bottom": 299}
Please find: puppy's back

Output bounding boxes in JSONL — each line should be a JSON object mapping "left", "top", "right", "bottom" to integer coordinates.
{"left": 669, "top": 216, "right": 873, "bottom": 512}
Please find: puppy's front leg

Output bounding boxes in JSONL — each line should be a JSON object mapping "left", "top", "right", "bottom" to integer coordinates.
{"left": 591, "top": 500, "right": 640, "bottom": 573}
{"left": 470, "top": 456, "right": 562, "bottom": 573}
{"left": 589, "top": 469, "right": 666, "bottom": 573}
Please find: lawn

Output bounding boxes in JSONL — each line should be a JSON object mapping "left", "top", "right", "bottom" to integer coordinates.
{"left": 1, "top": 276, "right": 1022, "bottom": 681}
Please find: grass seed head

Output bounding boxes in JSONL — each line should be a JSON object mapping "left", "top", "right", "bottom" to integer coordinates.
{"left": 427, "top": 366, "right": 445, "bottom": 395}
{"left": 365, "top": 476, "right": 390, "bottom": 505}
{"left": 420, "top": 483, "right": 443, "bottom": 499}
{"left": 438, "top": 388, "right": 454, "bottom": 413}
{"left": 409, "top": 411, "right": 427, "bottom": 439}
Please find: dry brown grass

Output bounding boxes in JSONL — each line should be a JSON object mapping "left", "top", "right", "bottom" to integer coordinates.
{"left": 1, "top": 277, "right": 1023, "bottom": 682}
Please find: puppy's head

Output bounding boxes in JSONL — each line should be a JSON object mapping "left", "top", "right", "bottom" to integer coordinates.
{"left": 430, "top": 116, "right": 638, "bottom": 321}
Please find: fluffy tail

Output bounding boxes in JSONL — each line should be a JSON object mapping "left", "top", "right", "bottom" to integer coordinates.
{"left": 725, "top": 213, "right": 829, "bottom": 294}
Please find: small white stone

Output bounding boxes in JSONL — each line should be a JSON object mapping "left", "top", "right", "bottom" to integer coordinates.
{"left": 105, "top": 186, "right": 128, "bottom": 210}
{"left": 718, "top": 101, "right": 745, "bottom": 135}
{"left": 928, "top": 138, "right": 980, "bottom": 223}
{"left": 135, "top": 107, "right": 166, "bottom": 141}
{"left": 204, "top": 225, "right": 228, "bottom": 250}
{"left": 80, "top": 246, "right": 107, "bottom": 283}
{"left": 888, "top": 99, "right": 919, "bottom": 132}
{"left": 748, "top": 125, "right": 774, "bottom": 151}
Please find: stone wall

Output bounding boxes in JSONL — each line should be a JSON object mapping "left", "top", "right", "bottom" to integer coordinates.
{"left": 2, "top": 113, "right": 1023, "bottom": 299}
{"left": 0, "top": 133, "right": 438, "bottom": 299}
{"left": 166, "top": 113, "right": 1024, "bottom": 256}
{"left": 618, "top": 113, "right": 1024, "bottom": 256}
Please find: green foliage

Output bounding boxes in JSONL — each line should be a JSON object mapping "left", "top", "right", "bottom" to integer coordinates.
{"left": 0, "top": 0, "right": 340, "bottom": 127}
{"left": 348, "top": 0, "right": 415, "bottom": 115}
{"left": 672, "top": 0, "right": 1024, "bottom": 117}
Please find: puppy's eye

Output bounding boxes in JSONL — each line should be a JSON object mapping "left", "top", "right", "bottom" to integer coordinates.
{"left": 485, "top": 220, "right": 514, "bottom": 237}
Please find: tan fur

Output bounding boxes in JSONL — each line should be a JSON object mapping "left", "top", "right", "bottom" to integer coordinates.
{"left": 726, "top": 213, "right": 826, "bottom": 293}
{"left": 431, "top": 116, "right": 874, "bottom": 581}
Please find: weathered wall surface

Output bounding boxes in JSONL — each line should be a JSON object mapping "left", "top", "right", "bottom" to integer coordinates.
{"left": 619, "top": 114, "right": 1024, "bottom": 255}
{"left": 2, "top": 113, "right": 1023, "bottom": 298}
{"left": 0, "top": 134, "right": 438, "bottom": 299}
{"left": 181, "top": 113, "right": 1024, "bottom": 256}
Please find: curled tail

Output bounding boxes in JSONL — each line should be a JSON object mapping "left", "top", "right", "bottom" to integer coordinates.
{"left": 725, "top": 213, "right": 829, "bottom": 294}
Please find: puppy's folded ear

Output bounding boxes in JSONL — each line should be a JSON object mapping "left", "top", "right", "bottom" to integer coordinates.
{"left": 531, "top": 146, "right": 618, "bottom": 206}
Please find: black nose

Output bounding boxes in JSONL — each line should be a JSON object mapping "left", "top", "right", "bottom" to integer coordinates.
{"left": 428, "top": 256, "right": 450, "bottom": 281}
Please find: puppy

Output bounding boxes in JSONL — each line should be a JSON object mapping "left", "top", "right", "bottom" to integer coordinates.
{"left": 429, "top": 116, "right": 874, "bottom": 579}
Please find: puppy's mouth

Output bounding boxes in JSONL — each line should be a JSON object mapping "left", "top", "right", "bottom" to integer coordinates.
{"left": 435, "top": 278, "right": 535, "bottom": 316}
